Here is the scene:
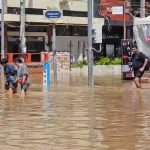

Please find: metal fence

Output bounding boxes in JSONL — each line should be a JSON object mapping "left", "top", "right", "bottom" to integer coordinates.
{"left": 0, "top": 51, "right": 71, "bottom": 74}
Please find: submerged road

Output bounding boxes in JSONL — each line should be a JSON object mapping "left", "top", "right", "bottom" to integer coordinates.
{"left": 0, "top": 73, "right": 150, "bottom": 150}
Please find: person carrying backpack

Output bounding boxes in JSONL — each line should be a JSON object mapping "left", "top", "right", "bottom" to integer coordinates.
{"left": 131, "top": 44, "right": 149, "bottom": 88}
{"left": 0, "top": 58, "right": 18, "bottom": 93}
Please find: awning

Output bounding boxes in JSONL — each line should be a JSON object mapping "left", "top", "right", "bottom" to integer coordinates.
{"left": 134, "top": 16, "right": 150, "bottom": 25}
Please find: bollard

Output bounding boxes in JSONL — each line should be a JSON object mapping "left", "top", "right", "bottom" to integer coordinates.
{"left": 43, "top": 61, "right": 51, "bottom": 90}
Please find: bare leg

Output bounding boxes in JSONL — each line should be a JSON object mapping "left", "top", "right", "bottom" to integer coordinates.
{"left": 8, "top": 87, "right": 13, "bottom": 98}
{"left": 21, "top": 90, "right": 25, "bottom": 98}
{"left": 134, "top": 77, "right": 141, "bottom": 88}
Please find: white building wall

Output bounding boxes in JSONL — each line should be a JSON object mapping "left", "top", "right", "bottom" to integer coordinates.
{"left": 60, "top": 0, "right": 87, "bottom": 11}
{"left": 7, "top": 0, "right": 60, "bottom": 8}
{"left": 56, "top": 36, "right": 88, "bottom": 62}
{"left": 7, "top": 0, "right": 87, "bottom": 11}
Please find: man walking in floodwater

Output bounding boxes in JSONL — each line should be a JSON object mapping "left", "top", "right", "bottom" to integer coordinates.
{"left": 131, "top": 44, "right": 149, "bottom": 88}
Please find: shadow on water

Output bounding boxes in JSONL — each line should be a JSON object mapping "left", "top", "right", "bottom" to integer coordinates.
{"left": 0, "top": 72, "right": 150, "bottom": 149}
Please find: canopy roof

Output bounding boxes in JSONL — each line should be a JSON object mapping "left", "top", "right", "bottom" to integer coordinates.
{"left": 134, "top": 16, "right": 150, "bottom": 25}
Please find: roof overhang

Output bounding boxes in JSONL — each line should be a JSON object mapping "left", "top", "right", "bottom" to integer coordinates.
{"left": 134, "top": 16, "right": 150, "bottom": 25}
{"left": 1, "top": 14, "right": 104, "bottom": 26}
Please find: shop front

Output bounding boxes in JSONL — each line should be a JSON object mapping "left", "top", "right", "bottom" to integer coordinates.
{"left": 101, "top": 25, "right": 123, "bottom": 58}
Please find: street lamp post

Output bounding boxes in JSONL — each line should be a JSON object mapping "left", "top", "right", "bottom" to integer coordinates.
{"left": 52, "top": 24, "right": 57, "bottom": 86}
{"left": 88, "top": 0, "right": 94, "bottom": 86}
{"left": 140, "top": 0, "right": 145, "bottom": 18}
{"left": 1, "top": 0, "right": 5, "bottom": 92}
{"left": 20, "top": 0, "right": 26, "bottom": 53}
{"left": 1, "top": 0, "right": 5, "bottom": 59}
{"left": 123, "top": 1, "right": 126, "bottom": 40}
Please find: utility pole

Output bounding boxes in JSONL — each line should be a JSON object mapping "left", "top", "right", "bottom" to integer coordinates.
{"left": 20, "top": 0, "right": 26, "bottom": 53}
{"left": 1, "top": 0, "right": 5, "bottom": 92}
{"left": 1, "top": 0, "right": 5, "bottom": 59}
{"left": 140, "top": 0, "right": 145, "bottom": 18}
{"left": 88, "top": 0, "right": 94, "bottom": 87}
{"left": 52, "top": 24, "right": 57, "bottom": 85}
{"left": 123, "top": 1, "right": 126, "bottom": 39}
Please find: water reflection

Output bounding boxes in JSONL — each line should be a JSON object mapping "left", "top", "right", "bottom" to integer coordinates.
{"left": 43, "top": 91, "right": 51, "bottom": 118}
{"left": 0, "top": 73, "right": 150, "bottom": 149}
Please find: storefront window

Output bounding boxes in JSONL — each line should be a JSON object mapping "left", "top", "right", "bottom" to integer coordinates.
{"left": 106, "top": 44, "right": 114, "bottom": 57}
{"left": 26, "top": 37, "right": 44, "bottom": 53}
{"left": 102, "top": 25, "right": 123, "bottom": 57}
{"left": 8, "top": 36, "right": 44, "bottom": 53}
{"left": 7, "top": 36, "right": 20, "bottom": 53}
{"left": 56, "top": 25, "right": 87, "bottom": 36}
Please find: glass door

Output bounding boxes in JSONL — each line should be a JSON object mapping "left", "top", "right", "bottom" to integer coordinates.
{"left": 106, "top": 44, "right": 114, "bottom": 57}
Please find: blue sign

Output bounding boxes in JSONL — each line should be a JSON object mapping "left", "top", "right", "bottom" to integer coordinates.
{"left": 45, "top": 11, "right": 61, "bottom": 19}
{"left": 43, "top": 61, "right": 51, "bottom": 89}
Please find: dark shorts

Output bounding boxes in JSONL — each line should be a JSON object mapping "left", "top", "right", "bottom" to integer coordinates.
{"left": 5, "top": 81, "right": 18, "bottom": 90}
{"left": 134, "top": 70, "right": 145, "bottom": 78}
{"left": 5, "top": 76, "right": 18, "bottom": 90}
{"left": 21, "top": 81, "right": 31, "bottom": 92}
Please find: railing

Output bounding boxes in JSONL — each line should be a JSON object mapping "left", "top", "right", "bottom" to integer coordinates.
{"left": 0, "top": 52, "right": 71, "bottom": 73}
{"left": 6, "top": 53, "right": 42, "bottom": 64}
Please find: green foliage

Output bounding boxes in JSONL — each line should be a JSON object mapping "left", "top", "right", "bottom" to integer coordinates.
{"left": 110, "top": 57, "right": 121, "bottom": 65}
{"left": 95, "top": 57, "right": 111, "bottom": 65}
{"left": 71, "top": 60, "right": 88, "bottom": 68}
{"left": 71, "top": 57, "right": 121, "bottom": 68}
{"left": 95, "top": 57, "right": 121, "bottom": 65}
{"left": 82, "top": 60, "right": 88, "bottom": 65}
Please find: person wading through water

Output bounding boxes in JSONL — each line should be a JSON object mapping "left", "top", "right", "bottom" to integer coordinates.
{"left": 131, "top": 44, "right": 149, "bottom": 88}
{"left": 0, "top": 58, "right": 18, "bottom": 94}
{"left": 14, "top": 57, "right": 31, "bottom": 96}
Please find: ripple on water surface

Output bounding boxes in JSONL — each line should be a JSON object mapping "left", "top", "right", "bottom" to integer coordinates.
{"left": 0, "top": 74, "right": 150, "bottom": 150}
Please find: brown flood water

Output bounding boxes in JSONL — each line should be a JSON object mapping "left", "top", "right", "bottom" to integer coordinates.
{"left": 0, "top": 72, "right": 150, "bottom": 150}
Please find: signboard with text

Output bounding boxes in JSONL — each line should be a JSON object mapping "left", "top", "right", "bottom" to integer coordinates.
{"left": 112, "top": 6, "right": 123, "bottom": 15}
{"left": 45, "top": 10, "right": 62, "bottom": 19}
{"left": 121, "top": 39, "right": 134, "bottom": 79}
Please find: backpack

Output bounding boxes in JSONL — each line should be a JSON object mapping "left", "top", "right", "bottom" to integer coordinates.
{"left": 5, "top": 64, "right": 17, "bottom": 76}
{"left": 145, "top": 57, "right": 150, "bottom": 71}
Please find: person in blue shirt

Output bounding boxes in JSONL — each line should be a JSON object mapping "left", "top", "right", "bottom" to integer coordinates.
{"left": 0, "top": 58, "right": 18, "bottom": 93}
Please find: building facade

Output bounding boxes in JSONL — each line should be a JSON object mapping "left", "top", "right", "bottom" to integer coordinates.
{"left": 0, "top": 0, "right": 104, "bottom": 62}
{"left": 100, "top": 0, "right": 132, "bottom": 58}
{"left": 131, "top": 0, "right": 150, "bottom": 17}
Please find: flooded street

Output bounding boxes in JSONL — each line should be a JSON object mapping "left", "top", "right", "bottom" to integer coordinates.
{"left": 0, "top": 73, "right": 150, "bottom": 150}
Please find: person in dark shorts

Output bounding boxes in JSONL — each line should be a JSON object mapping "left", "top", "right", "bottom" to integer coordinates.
{"left": 15, "top": 57, "right": 31, "bottom": 95}
{"left": 0, "top": 58, "right": 18, "bottom": 93}
{"left": 131, "top": 44, "right": 149, "bottom": 88}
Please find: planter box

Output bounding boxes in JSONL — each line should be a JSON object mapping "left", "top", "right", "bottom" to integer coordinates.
{"left": 71, "top": 65, "right": 121, "bottom": 76}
